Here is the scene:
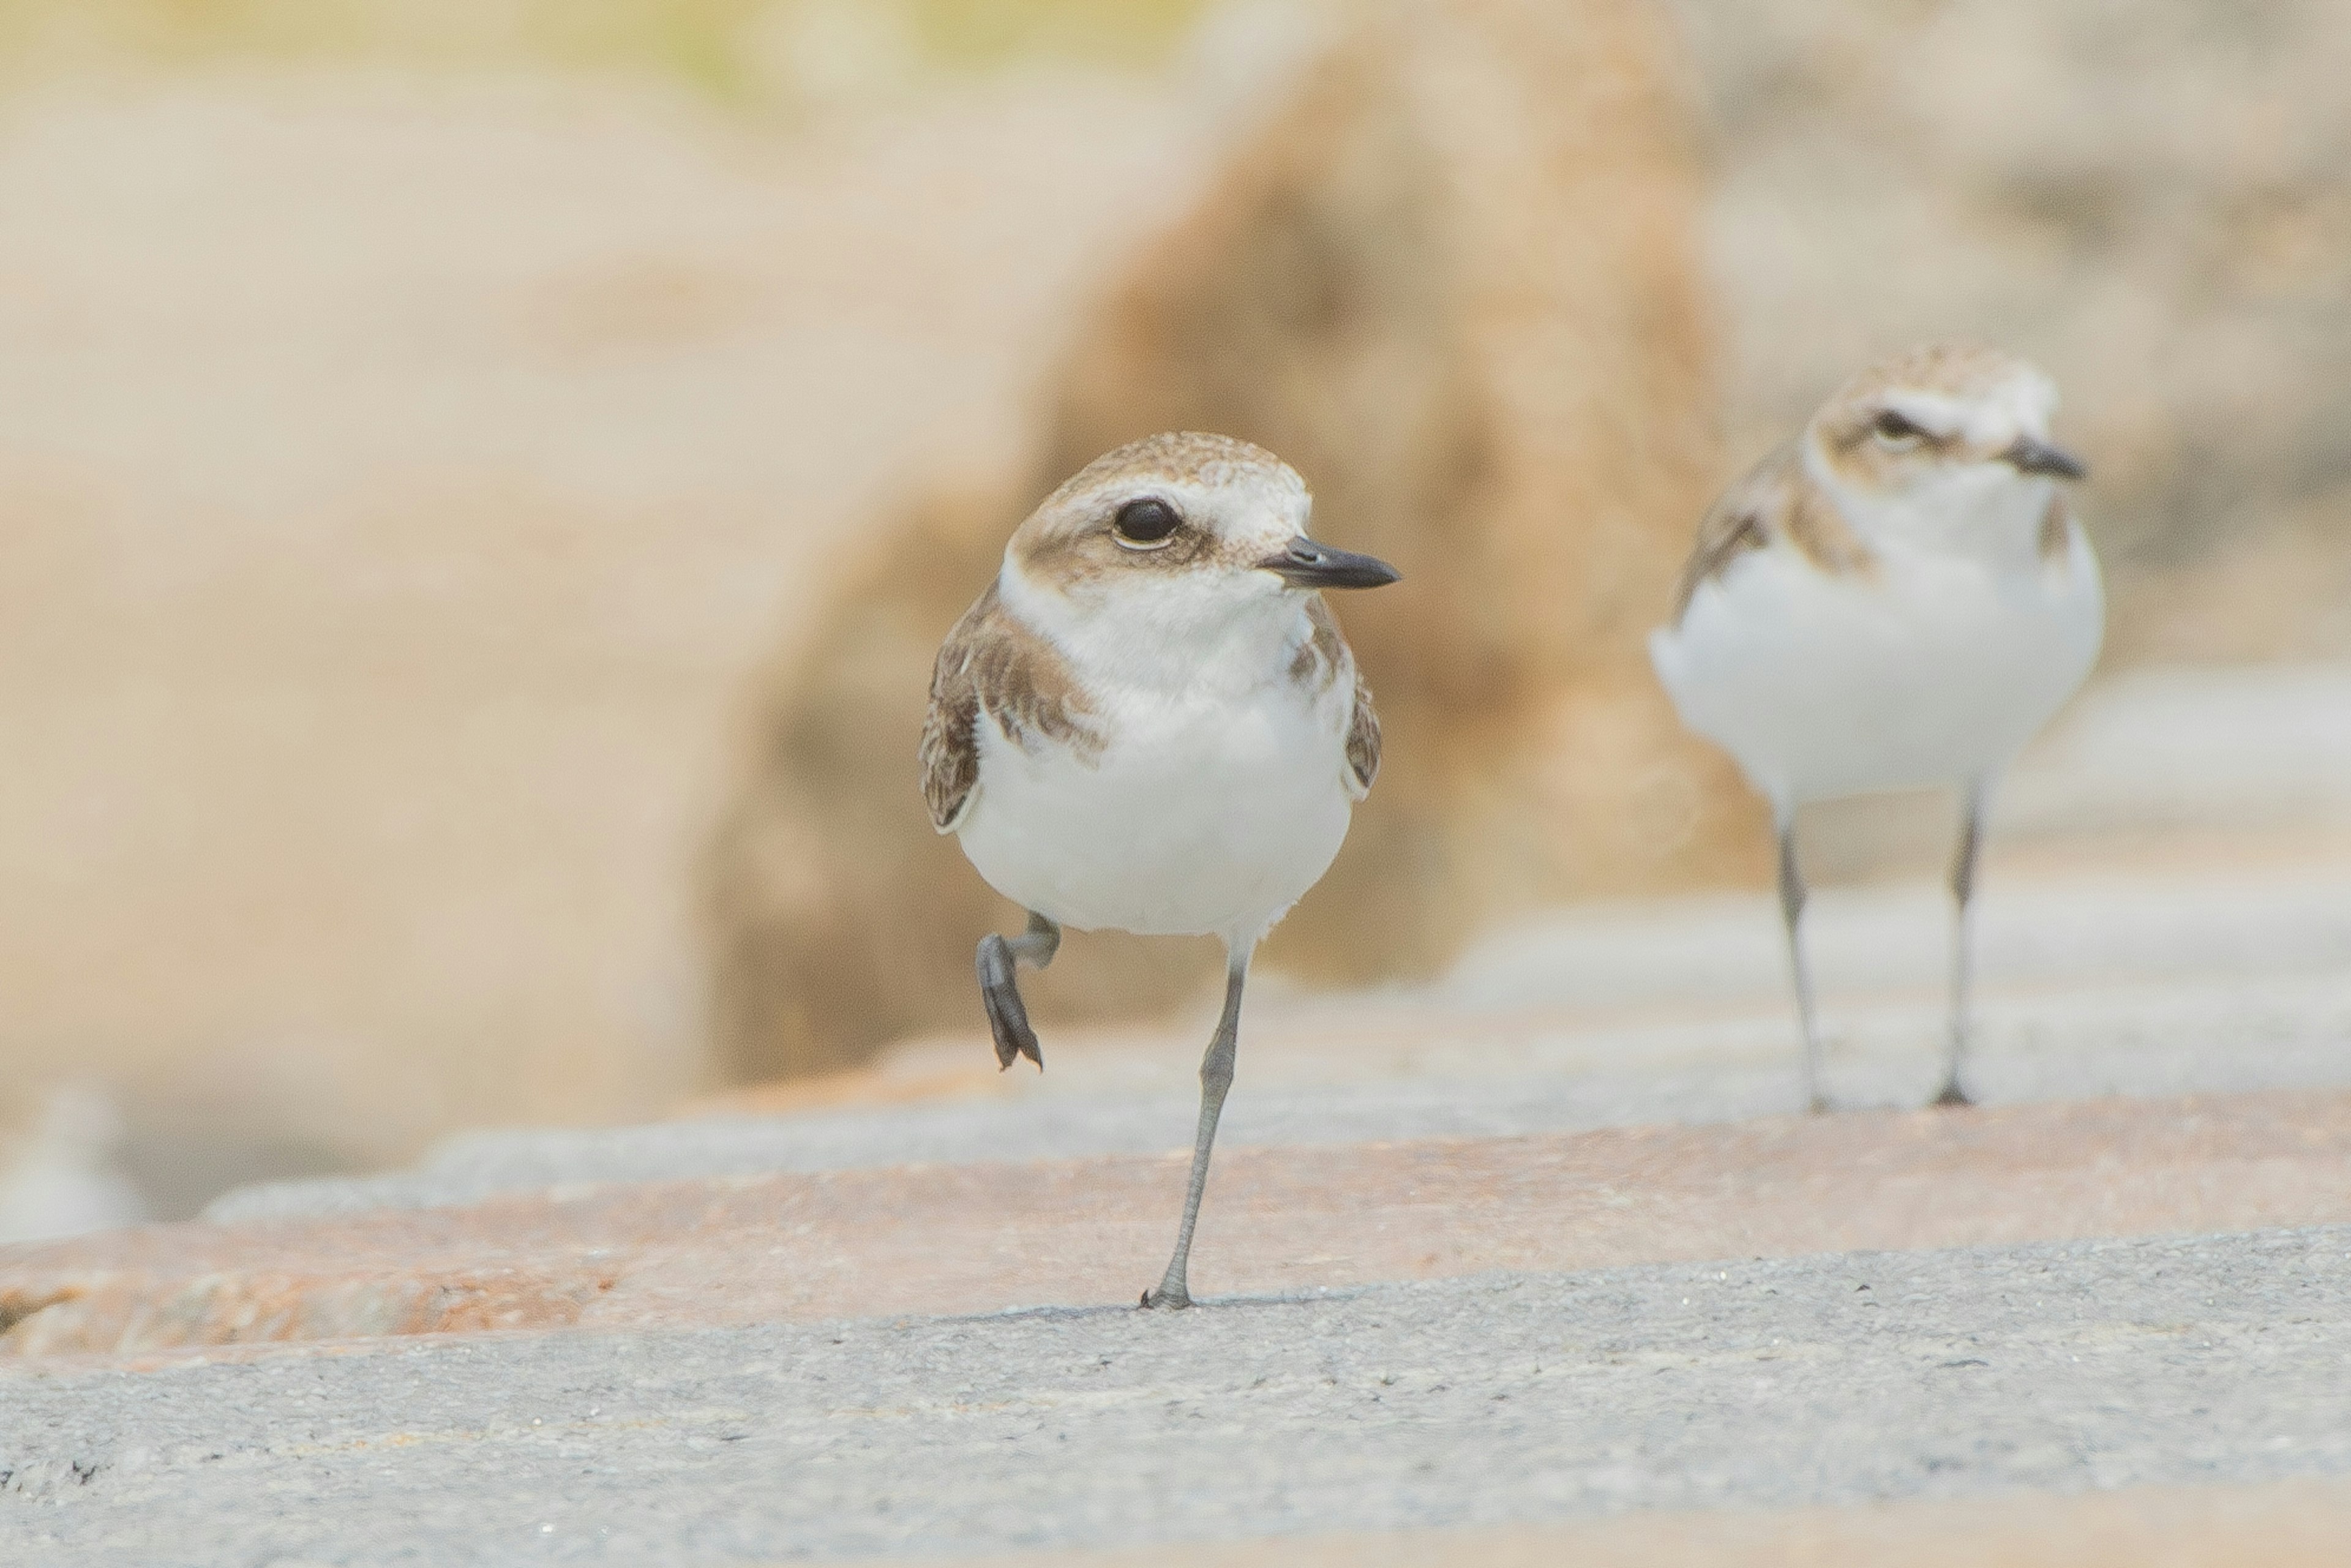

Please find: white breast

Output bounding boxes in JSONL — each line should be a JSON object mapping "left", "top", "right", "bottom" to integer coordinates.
{"left": 955, "top": 571, "right": 1359, "bottom": 948}
{"left": 1651, "top": 521, "right": 2104, "bottom": 812}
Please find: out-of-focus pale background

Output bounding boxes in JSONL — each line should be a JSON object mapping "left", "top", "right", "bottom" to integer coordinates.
{"left": 0, "top": 0, "right": 2345, "bottom": 1223}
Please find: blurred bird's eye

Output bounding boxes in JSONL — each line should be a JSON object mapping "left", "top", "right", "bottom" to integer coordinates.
{"left": 1112, "top": 497, "right": 1182, "bottom": 548}
{"left": 1872, "top": 410, "right": 1925, "bottom": 446}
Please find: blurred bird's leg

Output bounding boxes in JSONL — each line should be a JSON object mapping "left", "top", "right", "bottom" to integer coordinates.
{"left": 1143, "top": 941, "right": 1251, "bottom": 1310}
{"left": 976, "top": 911, "right": 1060, "bottom": 1070}
{"left": 1777, "top": 816, "right": 1827, "bottom": 1114}
{"left": 1937, "top": 783, "right": 1989, "bottom": 1108}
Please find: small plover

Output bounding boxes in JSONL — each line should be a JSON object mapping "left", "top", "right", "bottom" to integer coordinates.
{"left": 921, "top": 432, "right": 1398, "bottom": 1308}
{"left": 1649, "top": 342, "right": 2102, "bottom": 1110}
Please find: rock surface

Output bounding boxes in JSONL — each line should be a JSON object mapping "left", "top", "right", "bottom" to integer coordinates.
{"left": 898, "top": 1476, "right": 2351, "bottom": 1566}
{"left": 5, "top": 1227, "right": 2351, "bottom": 1562}
{"left": 9, "top": 1089, "right": 2351, "bottom": 1360}
{"left": 8, "top": 793, "right": 2351, "bottom": 1556}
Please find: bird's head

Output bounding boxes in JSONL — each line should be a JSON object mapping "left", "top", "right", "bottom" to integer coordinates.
{"left": 1005, "top": 432, "right": 1397, "bottom": 637}
{"left": 1808, "top": 342, "right": 2085, "bottom": 533}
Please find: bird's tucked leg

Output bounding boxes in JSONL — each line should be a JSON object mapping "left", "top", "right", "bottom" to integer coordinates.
{"left": 1777, "top": 818, "right": 1828, "bottom": 1114}
{"left": 1142, "top": 943, "right": 1251, "bottom": 1310}
{"left": 975, "top": 911, "right": 1060, "bottom": 1071}
{"left": 1937, "top": 784, "right": 1987, "bottom": 1108}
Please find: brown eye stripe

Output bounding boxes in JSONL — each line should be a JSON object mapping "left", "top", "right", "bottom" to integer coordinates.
{"left": 1831, "top": 408, "right": 1954, "bottom": 455}
{"left": 1016, "top": 507, "right": 1215, "bottom": 582}
{"left": 1098, "top": 505, "right": 1216, "bottom": 567}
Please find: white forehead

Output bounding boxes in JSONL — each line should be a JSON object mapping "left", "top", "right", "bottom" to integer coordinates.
{"left": 1881, "top": 364, "right": 2060, "bottom": 444}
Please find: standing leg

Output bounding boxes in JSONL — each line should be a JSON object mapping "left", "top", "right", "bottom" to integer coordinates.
{"left": 1937, "top": 783, "right": 1987, "bottom": 1108}
{"left": 1142, "top": 942, "right": 1251, "bottom": 1310}
{"left": 975, "top": 911, "right": 1061, "bottom": 1070}
{"left": 1777, "top": 816, "right": 1828, "bottom": 1114}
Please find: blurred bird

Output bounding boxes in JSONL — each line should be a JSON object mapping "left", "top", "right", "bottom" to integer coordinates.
{"left": 921, "top": 432, "right": 1397, "bottom": 1308}
{"left": 1650, "top": 342, "right": 2102, "bottom": 1111}
{"left": 0, "top": 1084, "right": 147, "bottom": 1244}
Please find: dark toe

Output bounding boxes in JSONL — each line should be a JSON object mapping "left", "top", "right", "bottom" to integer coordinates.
{"left": 981, "top": 984, "right": 1041, "bottom": 1071}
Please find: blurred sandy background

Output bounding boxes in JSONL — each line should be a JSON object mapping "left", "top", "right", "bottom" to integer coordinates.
{"left": 0, "top": 0, "right": 2344, "bottom": 1219}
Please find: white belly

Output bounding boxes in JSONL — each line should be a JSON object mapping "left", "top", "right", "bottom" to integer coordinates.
{"left": 956, "top": 680, "right": 1354, "bottom": 947}
{"left": 1651, "top": 530, "right": 2104, "bottom": 810}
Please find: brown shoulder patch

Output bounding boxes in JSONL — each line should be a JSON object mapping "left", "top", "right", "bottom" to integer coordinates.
{"left": 1782, "top": 470, "right": 1873, "bottom": 578}
{"left": 1670, "top": 490, "right": 1768, "bottom": 626}
{"left": 1671, "top": 443, "right": 1875, "bottom": 625}
{"left": 1344, "top": 677, "right": 1381, "bottom": 799}
{"left": 2038, "top": 492, "right": 2073, "bottom": 567}
{"left": 1291, "top": 597, "right": 1377, "bottom": 798}
{"left": 1292, "top": 595, "right": 1348, "bottom": 688}
{"left": 919, "top": 582, "right": 1099, "bottom": 832}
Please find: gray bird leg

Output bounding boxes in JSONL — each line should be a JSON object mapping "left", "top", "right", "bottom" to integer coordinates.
{"left": 1142, "top": 943, "right": 1251, "bottom": 1310}
{"left": 1936, "top": 784, "right": 1987, "bottom": 1108}
{"left": 976, "top": 911, "right": 1060, "bottom": 1070}
{"left": 1777, "top": 817, "right": 1828, "bottom": 1114}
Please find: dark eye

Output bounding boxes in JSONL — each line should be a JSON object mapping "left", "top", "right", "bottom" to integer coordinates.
{"left": 1112, "top": 496, "right": 1181, "bottom": 547}
{"left": 1873, "top": 409, "right": 1924, "bottom": 442}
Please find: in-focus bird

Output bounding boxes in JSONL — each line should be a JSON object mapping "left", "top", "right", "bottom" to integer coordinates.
{"left": 1650, "top": 342, "right": 2102, "bottom": 1110}
{"left": 921, "top": 431, "right": 1398, "bottom": 1308}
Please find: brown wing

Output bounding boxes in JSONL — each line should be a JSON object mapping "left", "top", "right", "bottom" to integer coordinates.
{"left": 1301, "top": 596, "right": 1381, "bottom": 800}
{"left": 1669, "top": 447, "right": 1783, "bottom": 626}
{"left": 2037, "top": 493, "right": 2074, "bottom": 568}
{"left": 1669, "top": 441, "right": 1871, "bottom": 625}
{"left": 920, "top": 599, "right": 987, "bottom": 833}
{"left": 920, "top": 583, "right": 1100, "bottom": 833}
{"left": 1344, "top": 675, "right": 1381, "bottom": 799}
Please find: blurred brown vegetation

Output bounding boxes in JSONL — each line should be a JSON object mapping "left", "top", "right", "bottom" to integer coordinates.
{"left": 705, "top": 0, "right": 1760, "bottom": 1081}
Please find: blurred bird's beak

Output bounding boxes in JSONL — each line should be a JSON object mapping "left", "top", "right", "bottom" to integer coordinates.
{"left": 1258, "top": 537, "right": 1401, "bottom": 590}
{"left": 2001, "top": 435, "right": 2087, "bottom": 481}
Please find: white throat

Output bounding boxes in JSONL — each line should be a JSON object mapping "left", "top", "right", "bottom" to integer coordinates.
{"left": 1806, "top": 438, "right": 2055, "bottom": 573}
{"left": 998, "top": 553, "right": 1313, "bottom": 699}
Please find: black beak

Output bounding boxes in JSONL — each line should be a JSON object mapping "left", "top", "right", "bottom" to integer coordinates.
{"left": 2001, "top": 435, "right": 2087, "bottom": 481}
{"left": 1258, "top": 536, "right": 1401, "bottom": 590}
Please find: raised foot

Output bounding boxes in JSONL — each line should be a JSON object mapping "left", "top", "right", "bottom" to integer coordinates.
{"left": 1931, "top": 1078, "right": 1974, "bottom": 1109}
{"left": 981, "top": 986, "right": 1041, "bottom": 1071}
{"left": 1139, "top": 1285, "right": 1191, "bottom": 1311}
{"left": 976, "top": 934, "right": 1043, "bottom": 1071}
